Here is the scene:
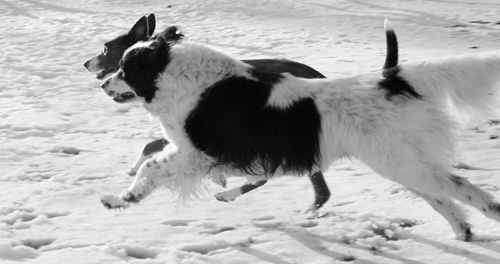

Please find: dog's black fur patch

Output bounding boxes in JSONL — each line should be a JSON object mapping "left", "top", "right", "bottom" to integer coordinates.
{"left": 379, "top": 26, "right": 421, "bottom": 100}
{"left": 378, "top": 66, "right": 422, "bottom": 100}
{"left": 240, "top": 179, "right": 268, "bottom": 194}
{"left": 119, "top": 37, "right": 173, "bottom": 103}
{"left": 185, "top": 71, "right": 322, "bottom": 176}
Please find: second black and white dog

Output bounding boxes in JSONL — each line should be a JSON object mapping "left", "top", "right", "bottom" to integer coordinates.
{"left": 100, "top": 21, "right": 500, "bottom": 241}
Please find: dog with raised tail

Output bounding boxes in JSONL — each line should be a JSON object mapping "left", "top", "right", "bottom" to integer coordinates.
{"left": 100, "top": 18, "right": 500, "bottom": 241}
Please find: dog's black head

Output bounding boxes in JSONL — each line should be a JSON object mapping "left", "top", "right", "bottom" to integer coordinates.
{"left": 100, "top": 30, "right": 183, "bottom": 104}
{"left": 84, "top": 14, "right": 156, "bottom": 79}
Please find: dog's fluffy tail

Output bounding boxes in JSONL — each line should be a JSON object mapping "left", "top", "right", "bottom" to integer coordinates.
{"left": 383, "top": 19, "right": 399, "bottom": 73}
{"left": 399, "top": 52, "right": 500, "bottom": 125}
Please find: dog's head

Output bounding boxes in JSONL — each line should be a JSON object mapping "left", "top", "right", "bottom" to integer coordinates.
{"left": 100, "top": 29, "right": 184, "bottom": 104}
{"left": 84, "top": 14, "right": 156, "bottom": 80}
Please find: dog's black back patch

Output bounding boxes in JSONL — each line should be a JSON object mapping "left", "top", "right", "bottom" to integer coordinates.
{"left": 120, "top": 38, "right": 172, "bottom": 103}
{"left": 378, "top": 67, "right": 422, "bottom": 100}
{"left": 185, "top": 71, "right": 322, "bottom": 176}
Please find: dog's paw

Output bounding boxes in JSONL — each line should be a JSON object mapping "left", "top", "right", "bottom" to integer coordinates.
{"left": 457, "top": 223, "right": 473, "bottom": 242}
{"left": 100, "top": 194, "right": 129, "bottom": 210}
{"left": 127, "top": 168, "right": 137, "bottom": 177}
{"left": 214, "top": 191, "right": 234, "bottom": 202}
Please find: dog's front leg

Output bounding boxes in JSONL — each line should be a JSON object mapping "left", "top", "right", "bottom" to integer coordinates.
{"left": 128, "top": 138, "right": 169, "bottom": 176}
{"left": 102, "top": 148, "right": 182, "bottom": 209}
{"left": 215, "top": 176, "right": 267, "bottom": 202}
{"left": 102, "top": 157, "right": 163, "bottom": 209}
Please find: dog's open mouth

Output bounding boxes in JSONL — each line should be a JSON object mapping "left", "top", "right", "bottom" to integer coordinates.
{"left": 113, "top": 92, "right": 136, "bottom": 103}
{"left": 96, "top": 67, "right": 116, "bottom": 80}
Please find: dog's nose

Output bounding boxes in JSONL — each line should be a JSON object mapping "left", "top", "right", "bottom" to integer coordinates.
{"left": 83, "top": 60, "right": 90, "bottom": 69}
{"left": 101, "top": 80, "right": 109, "bottom": 89}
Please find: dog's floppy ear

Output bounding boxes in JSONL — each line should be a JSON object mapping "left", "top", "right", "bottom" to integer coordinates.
{"left": 146, "top": 36, "right": 170, "bottom": 61}
{"left": 156, "top": 26, "right": 184, "bottom": 43}
{"left": 151, "top": 34, "right": 168, "bottom": 51}
{"left": 128, "top": 16, "right": 149, "bottom": 42}
{"left": 146, "top": 13, "right": 156, "bottom": 37}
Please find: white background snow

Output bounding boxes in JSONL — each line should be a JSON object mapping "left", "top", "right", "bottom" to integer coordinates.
{"left": 1, "top": 0, "right": 500, "bottom": 263}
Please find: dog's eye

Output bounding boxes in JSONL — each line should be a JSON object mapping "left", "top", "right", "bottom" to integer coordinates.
{"left": 103, "top": 46, "right": 108, "bottom": 55}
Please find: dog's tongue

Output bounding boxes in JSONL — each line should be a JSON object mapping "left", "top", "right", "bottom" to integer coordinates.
{"left": 96, "top": 68, "right": 115, "bottom": 80}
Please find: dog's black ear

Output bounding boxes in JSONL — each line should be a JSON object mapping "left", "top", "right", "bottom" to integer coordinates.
{"left": 152, "top": 35, "right": 168, "bottom": 51}
{"left": 145, "top": 37, "right": 170, "bottom": 63}
{"left": 128, "top": 16, "right": 149, "bottom": 42}
{"left": 146, "top": 13, "right": 156, "bottom": 37}
{"left": 157, "top": 26, "right": 184, "bottom": 43}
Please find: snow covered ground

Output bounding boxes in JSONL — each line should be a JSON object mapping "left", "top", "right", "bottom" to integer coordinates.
{"left": 1, "top": 0, "right": 500, "bottom": 263}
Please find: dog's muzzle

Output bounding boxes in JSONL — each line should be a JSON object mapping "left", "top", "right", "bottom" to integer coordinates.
{"left": 100, "top": 80, "right": 136, "bottom": 103}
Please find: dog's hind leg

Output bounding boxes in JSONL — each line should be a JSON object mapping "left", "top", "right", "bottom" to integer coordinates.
{"left": 385, "top": 168, "right": 500, "bottom": 240}
{"left": 128, "top": 138, "right": 168, "bottom": 176}
{"left": 214, "top": 176, "right": 267, "bottom": 202}
{"left": 103, "top": 156, "right": 167, "bottom": 209}
{"left": 412, "top": 189, "right": 472, "bottom": 241}
{"left": 443, "top": 174, "right": 500, "bottom": 223}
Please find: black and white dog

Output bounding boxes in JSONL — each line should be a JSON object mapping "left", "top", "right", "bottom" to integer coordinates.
{"left": 85, "top": 15, "right": 398, "bottom": 211}
{"left": 99, "top": 19, "right": 500, "bottom": 241}
{"left": 84, "top": 14, "right": 334, "bottom": 211}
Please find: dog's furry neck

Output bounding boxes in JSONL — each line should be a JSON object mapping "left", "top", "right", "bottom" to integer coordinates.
{"left": 144, "top": 42, "right": 252, "bottom": 116}
{"left": 141, "top": 42, "right": 255, "bottom": 150}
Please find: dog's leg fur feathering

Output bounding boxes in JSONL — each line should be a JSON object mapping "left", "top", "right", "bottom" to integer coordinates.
{"left": 102, "top": 145, "right": 212, "bottom": 209}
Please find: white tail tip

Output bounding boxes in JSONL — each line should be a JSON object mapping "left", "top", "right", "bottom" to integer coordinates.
{"left": 384, "top": 18, "right": 394, "bottom": 31}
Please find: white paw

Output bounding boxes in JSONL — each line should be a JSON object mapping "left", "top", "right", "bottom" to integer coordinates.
{"left": 100, "top": 194, "right": 129, "bottom": 209}
{"left": 127, "top": 168, "right": 137, "bottom": 176}
{"left": 214, "top": 191, "right": 234, "bottom": 202}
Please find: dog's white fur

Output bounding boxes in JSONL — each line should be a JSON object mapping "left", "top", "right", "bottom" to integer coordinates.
{"left": 101, "top": 40, "right": 500, "bottom": 240}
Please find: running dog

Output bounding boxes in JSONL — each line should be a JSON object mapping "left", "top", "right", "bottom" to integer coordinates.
{"left": 83, "top": 14, "right": 332, "bottom": 210}
{"left": 99, "top": 21, "right": 500, "bottom": 241}
{"left": 85, "top": 15, "right": 398, "bottom": 211}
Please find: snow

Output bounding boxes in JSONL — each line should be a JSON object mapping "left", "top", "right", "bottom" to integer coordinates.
{"left": 1, "top": 0, "right": 500, "bottom": 263}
